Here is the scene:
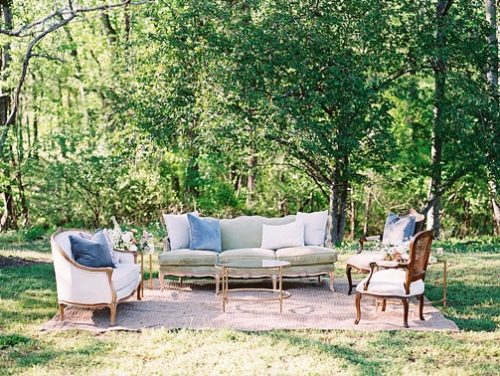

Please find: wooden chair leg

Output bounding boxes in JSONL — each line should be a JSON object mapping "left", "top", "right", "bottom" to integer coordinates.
{"left": 110, "top": 303, "right": 117, "bottom": 326}
{"left": 346, "top": 265, "right": 353, "bottom": 295}
{"left": 59, "top": 303, "right": 65, "bottom": 321}
{"left": 419, "top": 294, "right": 425, "bottom": 321}
{"left": 381, "top": 299, "right": 386, "bottom": 312}
{"left": 317, "top": 275, "right": 321, "bottom": 285}
{"left": 401, "top": 298, "right": 409, "bottom": 328}
{"left": 354, "top": 293, "right": 362, "bottom": 324}
{"left": 328, "top": 270, "right": 335, "bottom": 292}
{"left": 272, "top": 274, "right": 277, "bottom": 291}
{"left": 179, "top": 277, "right": 183, "bottom": 288}
{"left": 159, "top": 272, "right": 165, "bottom": 291}
{"left": 137, "top": 281, "right": 142, "bottom": 300}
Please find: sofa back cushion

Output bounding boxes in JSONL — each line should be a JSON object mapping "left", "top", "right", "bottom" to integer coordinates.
{"left": 220, "top": 215, "right": 296, "bottom": 251}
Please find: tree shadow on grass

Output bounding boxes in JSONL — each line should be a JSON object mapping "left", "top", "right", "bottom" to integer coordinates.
{"left": 0, "top": 263, "right": 58, "bottom": 327}
{"left": 1, "top": 331, "right": 111, "bottom": 373}
{"left": 253, "top": 331, "right": 385, "bottom": 376}
{"left": 429, "top": 281, "right": 499, "bottom": 332}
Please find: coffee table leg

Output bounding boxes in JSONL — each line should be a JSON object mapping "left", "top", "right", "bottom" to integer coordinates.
{"left": 279, "top": 266, "right": 283, "bottom": 314}
{"left": 222, "top": 267, "right": 226, "bottom": 312}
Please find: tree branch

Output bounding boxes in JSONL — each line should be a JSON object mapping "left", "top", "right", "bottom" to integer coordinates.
{"left": 0, "top": 0, "right": 155, "bottom": 155}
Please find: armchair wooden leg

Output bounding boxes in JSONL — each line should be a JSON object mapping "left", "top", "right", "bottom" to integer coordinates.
{"left": 317, "top": 275, "right": 321, "bottom": 285}
{"left": 381, "top": 299, "right": 386, "bottom": 312}
{"left": 328, "top": 270, "right": 335, "bottom": 292}
{"left": 272, "top": 274, "right": 277, "bottom": 291}
{"left": 179, "top": 277, "right": 183, "bottom": 289}
{"left": 110, "top": 303, "right": 117, "bottom": 326}
{"left": 215, "top": 273, "right": 220, "bottom": 295}
{"left": 418, "top": 294, "right": 425, "bottom": 321}
{"left": 354, "top": 293, "right": 362, "bottom": 324}
{"left": 137, "top": 281, "right": 142, "bottom": 300}
{"left": 401, "top": 298, "right": 409, "bottom": 328}
{"left": 159, "top": 272, "right": 165, "bottom": 291}
{"left": 346, "top": 265, "right": 353, "bottom": 295}
{"left": 59, "top": 303, "right": 65, "bottom": 321}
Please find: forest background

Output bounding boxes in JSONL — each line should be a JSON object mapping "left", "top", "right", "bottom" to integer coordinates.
{"left": 0, "top": 0, "right": 498, "bottom": 244}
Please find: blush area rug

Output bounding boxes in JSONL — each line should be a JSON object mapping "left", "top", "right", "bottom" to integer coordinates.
{"left": 41, "top": 278, "right": 458, "bottom": 333}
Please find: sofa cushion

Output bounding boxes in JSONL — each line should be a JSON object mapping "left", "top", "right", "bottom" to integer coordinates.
{"left": 347, "top": 252, "right": 385, "bottom": 271}
{"left": 382, "top": 212, "right": 416, "bottom": 245}
{"left": 356, "top": 269, "right": 424, "bottom": 297}
{"left": 112, "top": 263, "right": 140, "bottom": 291}
{"left": 276, "top": 246, "right": 337, "bottom": 265}
{"left": 158, "top": 249, "right": 219, "bottom": 266}
{"left": 261, "top": 221, "right": 304, "bottom": 250}
{"left": 297, "top": 211, "right": 328, "bottom": 246}
{"left": 219, "top": 248, "right": 276, "bottom": 262}
{"left": 220, "top": 215, "right": 296, "bottom": 251}
{"left": 187, "top": 214, "right": 222, "bottom": 253}
{"left": 69, "top": 235, "right": 115, "bottom": 268}
{"left": 163, "top": 211, "right": 199, "bottom": 250}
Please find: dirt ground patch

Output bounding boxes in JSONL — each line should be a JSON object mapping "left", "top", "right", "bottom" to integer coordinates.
{"left": 0, "top": 255, "right": 48, "bottom": 269}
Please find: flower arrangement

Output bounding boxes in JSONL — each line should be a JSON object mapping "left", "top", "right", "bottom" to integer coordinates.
{"left": 380, "top": 244, "right": 407, "bottom": 262}
{"left": 108, "top": 216, "right": 155, "bottom": 253}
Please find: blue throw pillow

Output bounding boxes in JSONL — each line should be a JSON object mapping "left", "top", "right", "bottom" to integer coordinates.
{"left": 187, "top": 213, "right": 222, "bottom": 253}
{"left": 382, "top": 212, "right": 416, "bottom": 245}
{"left": 69, "top": 235, "right": 115, "bottom": 268}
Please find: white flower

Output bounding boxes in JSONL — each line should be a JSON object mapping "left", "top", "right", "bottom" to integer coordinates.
{"left": 129, "top": 244, "right": 138, "bottom": 252}
{"left": 122, "top": 232, "right": 134, "bottom": 244}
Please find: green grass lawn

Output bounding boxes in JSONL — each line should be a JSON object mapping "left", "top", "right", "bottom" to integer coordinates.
{"left": 0, "top": 234, "right": 499, "bottom": 375}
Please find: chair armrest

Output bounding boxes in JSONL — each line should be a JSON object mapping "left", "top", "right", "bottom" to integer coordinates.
{"left": 357, "top": 235, "right": 382, "bottom": 254}
{"left": 362, "top": 262, "right": 378, "bottom": 291}
{"left": 114, "top": 249, "right": 137, "bottom": 264}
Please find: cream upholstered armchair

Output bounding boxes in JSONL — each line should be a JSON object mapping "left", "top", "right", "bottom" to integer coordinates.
{"left": 51, "top": 229, "right": 141, "bottom": 326}
{"left": 354, "top": 230, "right": 433, "bottom": 328}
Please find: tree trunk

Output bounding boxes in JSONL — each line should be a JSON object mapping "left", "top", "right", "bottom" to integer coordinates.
{"left": 101, "top": 12, "right": 117, "bottom": 44}
{"left": 349, "top": 187, "right": 355, "bottom": 240}
{"left": 0, "top": 1, "right": 15, "bottom": 232}
{"left": 362, "top": 185, "right": 373, "bottom": 236}
{"left": 485, "top": 0, "right": 500, "bottom": 235}
{"left": 327, "top": 157, "right": 349, "bottom": 245}
{"left": 427, "top": 0, "right": 452, "bottom": 238}
{"left": 246, "top": 154, "right": 256, "bottom": 204}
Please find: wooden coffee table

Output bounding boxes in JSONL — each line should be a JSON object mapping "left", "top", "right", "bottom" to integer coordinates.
{"left": 215, "top": 259, "right": 291, "bottom": 313}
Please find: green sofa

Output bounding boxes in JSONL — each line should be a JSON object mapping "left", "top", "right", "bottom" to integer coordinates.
{"left": 158, "top": 215, "right": 337, "bottom": 293}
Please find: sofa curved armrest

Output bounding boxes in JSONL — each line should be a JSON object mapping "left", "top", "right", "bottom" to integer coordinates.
{"left": 53, "top": 255, "right": 115, "bottom": 305}
{"left": 114, "top": 249, "right": 137, "bottom": 264}
{"left": 163, "top": 237, "right": 171, "bottom": 252}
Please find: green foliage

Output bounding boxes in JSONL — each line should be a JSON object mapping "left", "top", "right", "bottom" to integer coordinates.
{"left": 0, "top": 0, "right": 497, "bottom": 239}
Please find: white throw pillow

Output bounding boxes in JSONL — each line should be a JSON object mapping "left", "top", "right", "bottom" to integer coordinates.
{"left": 163, "top": 212, "right": 199, "bottom": 250}
{"left": 297, "top": 210, "right": 328, "bottom": 246}
{"left": 261, "top": 221, "right": 305, "bottom": 250}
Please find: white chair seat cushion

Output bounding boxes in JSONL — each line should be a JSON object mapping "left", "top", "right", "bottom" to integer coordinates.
{"left": 347, "top": 252, "right": 384, "bottom": 271}
{"left": 356, "top": 269, "right": 425, "bottom": 297}
{"left": 112, "top": 263, "right": 140, "bottom": 291}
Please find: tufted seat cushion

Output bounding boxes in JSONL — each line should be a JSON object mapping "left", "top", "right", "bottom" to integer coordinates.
{"left": 158, "top": 249, "right": 219, "bottom": 266}
{"left": 347, "top": 252, "right": 385, "bottom": 271}
{"left": 356, "top": 269, "right": 424, "bottom": 297}
{"left": 276, "top": 246, "right": 337, "bottom": 265}
{"left": 219, "top": 248, "right": 276, "bottom": 261}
